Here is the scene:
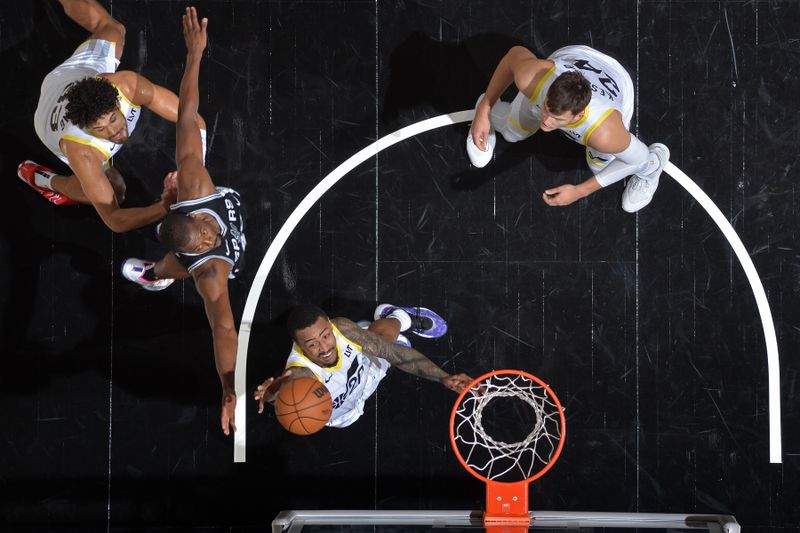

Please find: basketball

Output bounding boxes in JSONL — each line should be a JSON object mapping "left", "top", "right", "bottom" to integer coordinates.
{"left": 274, "top": 377, "right": 333, "bottom": 435}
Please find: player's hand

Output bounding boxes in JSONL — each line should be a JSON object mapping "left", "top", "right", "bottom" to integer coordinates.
{"left": 220, "top": 389, "right": 237, "bottom": 435}
{"left": 182, "top": 6, "right": 207, "bottom": 55}
{"left": 254, "top": 369, "right": 293, "bottom": 414}
{"left": 160, "top": 171, "right": 178, "bottom": 207}
{"left": 542, "top": 184, "right": 583, "bottom": 206}
{"left": 469, "top": 110, "right": 492, "bottom": 152}
{"left": 441, "top": 373, "right": 474, "bottom": 393}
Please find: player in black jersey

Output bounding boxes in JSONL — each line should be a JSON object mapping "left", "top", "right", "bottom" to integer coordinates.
{"left": 121, "top": 7, "right": 242, "bottom": 436}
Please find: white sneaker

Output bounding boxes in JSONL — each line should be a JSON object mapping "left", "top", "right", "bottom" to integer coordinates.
{"left": 466, "top": 94, "right": 496, "bottom": 168}
{"left": 621, "top": 143, "right": 670, "bottom": 213}
{"left": 121, "top": 258, "right": 175, "bottom": 291}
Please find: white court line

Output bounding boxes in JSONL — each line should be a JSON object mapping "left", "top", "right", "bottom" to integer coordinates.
{"left": 233, "top": 112, "right": 781, "bottom": 465}
{"left": 664, "top": 162, "right": 781, "bottom": 463}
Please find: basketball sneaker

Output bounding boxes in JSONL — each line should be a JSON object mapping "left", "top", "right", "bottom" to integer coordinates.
{"left": 17, "top": 160, "right": 77, "bottom": 206}
{"left": 621, "top": 143, "right": 670, "bottom": 213}
{"left": 121, "top": 258, "right": 175, "bottom": 291}
{"left": 374, "top": 304, "right": 448, "bottom": 339}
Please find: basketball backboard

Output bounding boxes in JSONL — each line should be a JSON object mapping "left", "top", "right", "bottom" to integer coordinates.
{"left": 271, "top": 509, "right": 741, "bottom": 532}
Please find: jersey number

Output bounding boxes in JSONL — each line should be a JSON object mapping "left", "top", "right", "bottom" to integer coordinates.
{"left": 49, "top": 82, "right": 75, "bottom": 132}
{"left": 574, "top": 59, "right": 620, "bottom": 99}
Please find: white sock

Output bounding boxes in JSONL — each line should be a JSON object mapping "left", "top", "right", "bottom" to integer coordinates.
{"left": 34, "top": 169, "right": 56, "bottom": 190}
{"left": 384, "top": 309, "right": 412, "bottom": 332}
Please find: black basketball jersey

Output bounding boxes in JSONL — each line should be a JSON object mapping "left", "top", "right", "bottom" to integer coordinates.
{"left": 171, "top": 187, "right": 246, "bottom": 278}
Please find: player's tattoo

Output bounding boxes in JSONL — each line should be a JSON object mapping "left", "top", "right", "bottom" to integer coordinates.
{"left": 333, "top": 318, "right": 447, "bottom": 382}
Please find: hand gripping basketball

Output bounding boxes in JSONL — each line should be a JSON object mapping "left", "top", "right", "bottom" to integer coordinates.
{"left": 274, "top": 377, "right": 333, "bottom": 435}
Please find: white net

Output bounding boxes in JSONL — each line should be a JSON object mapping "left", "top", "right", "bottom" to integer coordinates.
{"left": 451, "top": 372, "right": 564, "bottom": 483}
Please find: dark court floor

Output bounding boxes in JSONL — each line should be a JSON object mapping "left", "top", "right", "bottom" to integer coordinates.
{"left": 1, "top": 1, "right": 799, "bottom": 531}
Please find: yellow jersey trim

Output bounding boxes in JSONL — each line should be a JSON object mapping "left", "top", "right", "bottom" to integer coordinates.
{"left": 566, "top": 105, "right": 590, "bottom": 129}
{"left": 582, "top": 109, "right": 615, "bottom": 146}
{"left": 586, "top": 148, "right": 607, "bottom": 167}
{"left": 97, "top": 75, "right": 140, "bottom": 109}
{"left": 509, "top": 116, "right": 537, "bottom": 132}
{"left": 529, "top": 66, "right": 556, "bottom": 104}
{"left": 116, "top": 83, "right": 139, "bottom": 109}
{"left": 290, "top": 320, "right": 360, "bottom": 374}
{"left": 331, "top": 322, "right": 363, "bottom": 353}
{"left": 291, "top": 342, "right": 343, "bottom": 373}
{"left": 285, "top": 361, "right": 323, "bottom": 382}
{"left": 62, "top": 134, "right": 111, "bottom": 161}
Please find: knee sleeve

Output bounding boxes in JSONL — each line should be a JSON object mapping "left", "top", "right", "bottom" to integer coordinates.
{"left": 593, "top": 134, "right": 650, "bottom": 188}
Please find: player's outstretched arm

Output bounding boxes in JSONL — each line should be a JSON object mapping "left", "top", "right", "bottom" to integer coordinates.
{"left": 194, "top": 262, "right": 238, "bottom": 435}
{"left": 63, "top": 142, "right": 171, "bottom": 232}
{"left": 333, "top": 317, "right": 473, "bottom": 393}
{"left": 176, "top": 7, "right": 206, "bottom": 164}
{"left": 174, "top": 7, "right": 215, "bottom": 201}
{"left": 106, "top": 71, "right": 206, "bottom": 130}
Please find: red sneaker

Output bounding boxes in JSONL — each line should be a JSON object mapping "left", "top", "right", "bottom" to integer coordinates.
{"left": 17, "top": 160, "right": 77, "bottom": 206}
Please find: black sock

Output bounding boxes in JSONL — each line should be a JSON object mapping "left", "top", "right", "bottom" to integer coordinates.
{"left": 141, "top": 265, "right": 160, "bottom": 282}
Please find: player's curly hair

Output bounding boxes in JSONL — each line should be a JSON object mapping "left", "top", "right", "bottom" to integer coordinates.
{"left": 287, "top": 304, "right": 329, "bottom": 338}
{"left": 64, "top": 76, "right": 119, "bottom": 128}
{"left": 545, "top": 71, "right": 591, "bottom": 116}
{"left": 158, "top": 213, "right": 193, "bottom": 252}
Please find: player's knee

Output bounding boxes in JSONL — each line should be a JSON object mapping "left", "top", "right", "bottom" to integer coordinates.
{"left": 105, "top": 167, "right": 127, "bottom": 204}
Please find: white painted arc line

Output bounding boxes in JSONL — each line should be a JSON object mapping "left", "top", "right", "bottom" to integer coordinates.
{"left": 232, "top": 113, "right": 781, "bottom": 466}
{"left": 233, "top": 110, "right": 475, "bottom": 461}
{"left": 664, "top": 161, "right": 782, "bottom": 463}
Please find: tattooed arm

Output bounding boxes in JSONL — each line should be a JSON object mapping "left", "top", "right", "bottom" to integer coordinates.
{"left": 333, "top": 317, "right": 473, "bottom": 393}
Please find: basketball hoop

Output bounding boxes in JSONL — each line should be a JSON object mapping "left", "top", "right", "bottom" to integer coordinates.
{"left": 449, "top": 370, "right": 566, "bottom": 532}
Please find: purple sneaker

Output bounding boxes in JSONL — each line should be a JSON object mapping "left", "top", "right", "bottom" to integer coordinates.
{"left": 373, "top": 304, "right": 448, "bottom": 339}
{"left": 395, "top": 334, "right": 412, "bottom": 347}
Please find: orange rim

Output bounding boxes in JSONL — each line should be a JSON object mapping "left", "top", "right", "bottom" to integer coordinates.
{"left": 449, "top": 369, "right": 566, "bottom": 484}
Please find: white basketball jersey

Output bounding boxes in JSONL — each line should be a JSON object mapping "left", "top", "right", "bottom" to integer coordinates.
{"left": 285, "top": 323, "right": 390, "bottom": 428}
{"left": 525, "top": 45, "right": 633, "bottom": 145}
{"left": 35, "top": 72, "right": 141, "bottom": 169}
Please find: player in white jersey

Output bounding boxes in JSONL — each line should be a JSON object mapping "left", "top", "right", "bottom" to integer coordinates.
{"left": 468, "top": 45, "right": 670, "bottom": 213}
{"left": 253, "top": 304, "right": 473, "bottom": 428}
{"left": 18, "top": 0, "right": 205, "bottom": 232}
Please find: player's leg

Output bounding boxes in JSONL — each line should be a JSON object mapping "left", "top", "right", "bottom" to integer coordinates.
{"left": 59, "top": 0, "right": 125, "bottom": 60}
{"left": 368, "top": 316, "right": 405, "bottom": 343}
{"left": 503, "top": 91, "right": 540, "bottom": 142}
{"left": 17, "top": 161, "right": 77, "bottom": 206}
{"left": 52, "top": 166, "right": 125, "bottom": 204}
{"left": 18, "top": 160, "right": 124, "bottom": 206}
